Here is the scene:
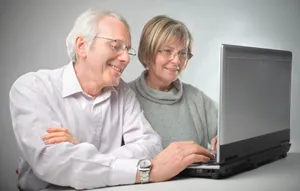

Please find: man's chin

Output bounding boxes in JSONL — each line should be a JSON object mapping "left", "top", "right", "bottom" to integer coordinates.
{"left": 113, "top": 81, "right": 120, "bottom": 87}
{"left": 110, "top": 78, "right": 120, "bottom": 87}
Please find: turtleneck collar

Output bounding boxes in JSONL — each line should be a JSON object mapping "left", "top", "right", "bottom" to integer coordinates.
{"left": 133, "top": 70, "right": 183, "bottom": 104}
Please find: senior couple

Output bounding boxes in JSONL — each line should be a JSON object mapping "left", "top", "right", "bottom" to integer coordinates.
{"left": 9, "top": 8, "right": 218, "bottom": 190}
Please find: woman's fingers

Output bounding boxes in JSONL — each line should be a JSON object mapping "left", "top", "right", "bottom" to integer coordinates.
{"left": 210, "top": 136, "right": 218, "bottom": 152}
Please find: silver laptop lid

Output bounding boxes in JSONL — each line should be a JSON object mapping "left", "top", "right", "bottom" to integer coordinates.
{"left": 217, "top": 44, "right": 292, "bottom": 163}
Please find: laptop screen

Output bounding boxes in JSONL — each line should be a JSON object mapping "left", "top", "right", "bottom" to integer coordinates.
{"left": 217, "top": 44, "right": 292, "bottom": 163}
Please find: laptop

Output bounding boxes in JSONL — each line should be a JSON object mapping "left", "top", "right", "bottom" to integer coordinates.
{"left": 182, "top": 44, "right": 292, "bottom": 179}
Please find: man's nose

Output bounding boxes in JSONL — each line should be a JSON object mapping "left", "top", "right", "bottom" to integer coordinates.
{"left": 118, "top": 50, "right": 130, "bottom": 64}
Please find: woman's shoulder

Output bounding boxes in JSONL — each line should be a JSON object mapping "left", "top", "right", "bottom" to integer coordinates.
{"left": 182, "top": 83, "right": 214, "bottom": 102}
{"left": 127, "top": 78, "right": 138, "bottom": 92}
{"left": 182, "top": 83, "right": 203, "bottom": 96}
{"left": 182, "top": 83, "right": 218, "bottom": 113}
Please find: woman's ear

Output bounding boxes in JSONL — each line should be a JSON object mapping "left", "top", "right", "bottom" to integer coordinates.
{"left": 143, "top": 61, "right": 149, "bottom": 70}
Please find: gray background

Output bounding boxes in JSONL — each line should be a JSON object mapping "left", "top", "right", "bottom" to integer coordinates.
{"left": 0, "top": 0, "right": 299, "bottom": 190}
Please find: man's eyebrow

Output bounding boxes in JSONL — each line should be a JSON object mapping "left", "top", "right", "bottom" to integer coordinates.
{"left": 116, "top": 38, "right": 131, "bottom": 48}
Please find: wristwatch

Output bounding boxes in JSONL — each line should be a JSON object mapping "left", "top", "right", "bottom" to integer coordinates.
{"left": 137, "top": 159, "right": 152, "bottom": 183}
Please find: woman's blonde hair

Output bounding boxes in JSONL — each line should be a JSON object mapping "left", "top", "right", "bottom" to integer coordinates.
{"left": 138, "top": 15, "right": 193, "bottom": 68}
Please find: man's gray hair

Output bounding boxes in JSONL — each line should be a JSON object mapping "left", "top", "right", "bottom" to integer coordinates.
{"left": 66, "top": 8, "right": 130, "bottom": 62}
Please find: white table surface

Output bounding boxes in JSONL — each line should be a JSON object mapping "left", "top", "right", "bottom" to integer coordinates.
{"left": 46, "top": 152, "right": 300, "bottom": 191}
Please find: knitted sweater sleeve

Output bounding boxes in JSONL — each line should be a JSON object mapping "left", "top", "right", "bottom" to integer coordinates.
{"left": 195, "top": 89, "right": 218, "bottom": 143}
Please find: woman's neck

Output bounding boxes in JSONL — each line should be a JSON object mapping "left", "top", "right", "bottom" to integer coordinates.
{"left": 146, "top": 72, "right": 172, "bottom": 92}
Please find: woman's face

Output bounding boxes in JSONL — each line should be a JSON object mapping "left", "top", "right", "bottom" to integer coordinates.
{"left": 148, "top": 40, "right": 189, "bottom": 86}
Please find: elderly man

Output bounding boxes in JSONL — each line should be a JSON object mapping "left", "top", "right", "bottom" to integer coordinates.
{"left": 9, "top": 8, "right": 213, "bottom": 190}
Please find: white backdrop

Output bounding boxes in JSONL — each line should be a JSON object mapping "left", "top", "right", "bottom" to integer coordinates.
{"left": 0, "top": 0, "right": 299, "bottom": 190}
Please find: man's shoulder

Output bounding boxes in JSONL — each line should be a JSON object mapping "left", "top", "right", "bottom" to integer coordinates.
{"left": 11, "top": 66, "right": 64, "bottom": 92}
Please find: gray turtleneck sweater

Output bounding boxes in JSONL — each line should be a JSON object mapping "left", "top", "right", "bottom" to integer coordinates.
{"left": 129, "top": 71, "right": 218, "bottom": 149}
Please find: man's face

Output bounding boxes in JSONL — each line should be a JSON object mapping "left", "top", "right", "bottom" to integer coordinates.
{"left": 84, "top": 16, "right": 131, "bottom": 87}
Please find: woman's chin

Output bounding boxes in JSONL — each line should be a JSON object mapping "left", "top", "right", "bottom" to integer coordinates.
{"left": 163, "top": 77, "right": 177, "bottom": 85}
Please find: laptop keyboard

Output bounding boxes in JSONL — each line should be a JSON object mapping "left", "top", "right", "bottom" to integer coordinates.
{"left": 192, "top": 159, "right": 217, "bottom": 165}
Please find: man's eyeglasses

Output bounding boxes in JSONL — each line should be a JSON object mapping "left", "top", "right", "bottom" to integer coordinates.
{"left": 94, "top": 36, "right": 136, "bottom": 60}
{"left": 158, "top": 48, "right": 193, "bottom": 62}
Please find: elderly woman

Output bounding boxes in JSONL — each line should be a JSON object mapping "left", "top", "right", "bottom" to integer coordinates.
{"left": 129, "top": 15, "right": 218, "bottom": 150}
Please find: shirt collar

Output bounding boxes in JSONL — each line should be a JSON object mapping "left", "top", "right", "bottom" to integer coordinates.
{"left": 62, "top": 62, "right": 117, "bottom": 98}
{"left": 62, "top": 62, "right": 83, "bottom": 98}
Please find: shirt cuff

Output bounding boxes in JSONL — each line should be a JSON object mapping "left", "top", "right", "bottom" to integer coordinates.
{"left": 109, "top": 158, "right": 139, "bottom": 186}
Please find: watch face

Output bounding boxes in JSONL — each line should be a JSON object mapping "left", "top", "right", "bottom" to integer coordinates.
{"left": 139, "top": 159, "right": 151, "bottom": 168}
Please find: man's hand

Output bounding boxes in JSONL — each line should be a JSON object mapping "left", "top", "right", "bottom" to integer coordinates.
{"left": 42, "top": 127, "right": 79, "bottom": 145}
{"left": 149, "top": 141, "right": 214, "bottom": 182}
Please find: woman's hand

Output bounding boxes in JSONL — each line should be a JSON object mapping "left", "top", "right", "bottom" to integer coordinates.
{"left": 42, "top": 127, "right": 79, "bottom": 145}
{"left": 210, "top": 136, "right": 218, "bottom": 153}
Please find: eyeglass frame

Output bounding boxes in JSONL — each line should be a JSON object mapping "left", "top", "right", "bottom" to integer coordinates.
{"left": 157, "top": 48, "right": 193, "bottom": 62}
{"left": 94, "top": 36, "right": 137, "bottom": 58}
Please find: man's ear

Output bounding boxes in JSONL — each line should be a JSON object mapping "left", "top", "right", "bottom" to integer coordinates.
{"left": 75, "top": 36, "right": 87, "bottom": 59}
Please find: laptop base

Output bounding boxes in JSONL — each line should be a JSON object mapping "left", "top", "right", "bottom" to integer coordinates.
{"left": 180, "top": 144, "right": 290, "bottom": 179}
